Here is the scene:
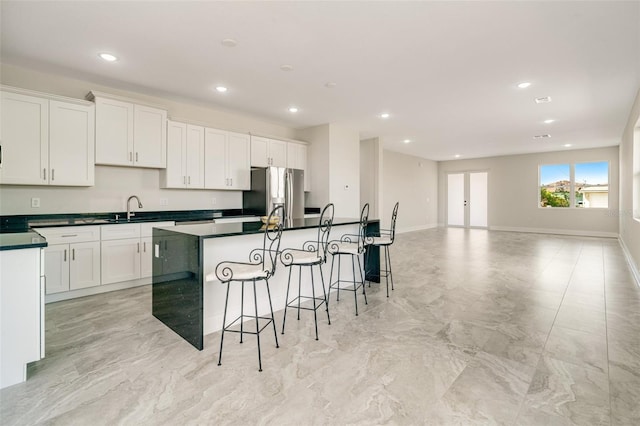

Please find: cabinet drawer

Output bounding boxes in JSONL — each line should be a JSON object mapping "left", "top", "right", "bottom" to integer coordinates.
{"left": 140, "top": 221, "right": 174, "bottom": 237}
{"left": 101, "top": 223, "right": 141, "bottom": 240}
{"left": 35, "top": 226, "right": 100, "bottom": 244}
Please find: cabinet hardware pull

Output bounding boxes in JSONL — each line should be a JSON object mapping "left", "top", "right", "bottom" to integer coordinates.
{"left": 64, "top": 249, "right": 67, "bottom": 262}
{"left": 61, "top": 234, "right": 77, "bottom": 238}
{"left": 143, "top": 242, "right": 146, "bottom": 252}
{"left": 129, "top": 152, "right": 133, "bottom": 162}
{"left": 188, "top": 176, "right": 191, "bottom": 184}
{"left": 51, "top": 169, "right": 55, "bottom": 181}
{"left": 43, "top": 168, "right": 47, "bottom": 180}
{"left": 72, "top": 248, "right": 75, "bottom": 261}
{"left": 183, "top": 176, "right": 186, "bottom": 184}
{"left": 137, "top": 242, "right": 140, "bottom": 253}
{"left": 136, "top": 152, "right": 139, "bottom": 162}
{"left": 0, "top": 144, "right": 3, "bottom": 167}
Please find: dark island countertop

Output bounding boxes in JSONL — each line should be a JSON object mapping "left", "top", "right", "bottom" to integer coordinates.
{"left": 162, "top": 217, "right": 377, "bottom": 238}
{"left": 0, "top": 231, "right": 48, "bottom": 251}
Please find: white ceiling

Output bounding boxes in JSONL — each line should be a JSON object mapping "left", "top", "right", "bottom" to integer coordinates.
{"left": 1, "top": 1, "right": 639, "bottom": 161}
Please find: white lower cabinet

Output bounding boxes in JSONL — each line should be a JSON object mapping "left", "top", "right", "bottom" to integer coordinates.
{"left": 36, "top": 226, "right": 101, "bottom": 295}
{"left": 100, "top": 221, "right": 174, "bottom": 285}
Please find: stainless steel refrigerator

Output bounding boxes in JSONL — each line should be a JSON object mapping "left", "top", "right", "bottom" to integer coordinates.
{"left": 242, "top": 167, "right": 304, "bottom": 221}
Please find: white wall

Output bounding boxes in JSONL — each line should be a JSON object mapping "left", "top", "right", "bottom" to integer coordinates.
{"left": 619, "top": 88, "right": 640, "bottom": 283}
{"left": 360, "top": 138, "right": 382, "bottom": 219}
{"left": 438, "top": 146, "right": 620, "bottom": 237}
{"left": 0, "top": 63, "right": 299, "bottom": 215}
{"left": 382, "top": 150, "right": 438, "bottom": 232}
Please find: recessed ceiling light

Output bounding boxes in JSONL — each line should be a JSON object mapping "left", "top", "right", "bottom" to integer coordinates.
{"left": 535, "top": 96, "right": 552, "bottom": 104}
{"left": 325, "top": 82, "right": 337, "bottom": 88}
{"left": 99, "top": 53, "right": 118, "bottom": 62}
{"left": 288, "top": 106, "right": 298, "bottom": 113}
{"left": 517, "top": 82, "right": 531, "bottom": 89}
{"left": 380, "top": 113, "right": 390, "bottom": 119}
{"left": 280, "top": 64, "right": 294, "bottom": 72}
{"left": 533, "top": 134, "right": 551, "bottom": 139}
{"left": 543, "top": 119, "right": 555, "bottom": 124}
{"left": 221, "top": 38, "right": 237, "bottom": 47}
{"left": 454, "top": 154, "right": 461, "bottom": 158}
{"left": 403, "top": 139, "right": 411, "bottom": 144}
{"left": 215, "top": 86, "right": 228, "bottom": 93}
{"left": 564, "top": 144, "right": 572, "bottom": 147}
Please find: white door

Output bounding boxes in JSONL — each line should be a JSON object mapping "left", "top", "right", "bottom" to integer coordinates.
{"left": 49, "top": 100, "right": 95, "bottom": 186}
{"left": 101, "top": 238, "right": 141, "bottom": 284}
{"left": 185, "top": 124, "right": 205, "bottom": 188}
{"left": 140, "top": 237, "right": 153, "bottom": 278}
{"left": 69, "top": 241, "right": 101, "bottom": 290}
{"left": 227, "top": 132, "right": 251, "bottom": 190}
{"left": 447, "top": 171, "right": 488, "bottom": 228}
{"left": 133, "top": 104, "right": 167, "bottom": 168}
{"left": 94, "top": 97, "right": 134, "bottom": 166}
{"left": 204, "top": 128, "right": 227, "bottom": 189}
{"left": 44, "top": 244, "right": 70, "bottom": 294}
{"left": 0, "top": 91, "right": 49, "bottom": 185}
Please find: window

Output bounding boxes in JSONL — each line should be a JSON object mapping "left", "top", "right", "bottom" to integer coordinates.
{"left": 539, "top": 162, "right": 609, "bottom": 208}
{"left": 540, "top": 164, "right": 570, "bottom": 207}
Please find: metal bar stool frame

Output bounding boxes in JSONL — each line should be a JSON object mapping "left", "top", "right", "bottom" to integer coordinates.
{"left": 367, "top": 202, "right": 399, "bottom": 297}
{"left": 327, "top": 203, "right": 370, "bottom": 316}
{"left": 280, "top": 203, "right": 335, "bottom": 340}
{"left": 215, "top": 206, "right": 284, "bottom": 372}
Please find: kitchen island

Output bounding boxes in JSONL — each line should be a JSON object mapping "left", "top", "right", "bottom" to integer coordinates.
{"left": 152, "top": 218, "right": 380, "bottom": 350}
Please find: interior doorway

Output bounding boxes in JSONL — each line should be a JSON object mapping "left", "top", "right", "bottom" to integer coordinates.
{"left": 447, "top": 171, "right": 488, "bottom": 228}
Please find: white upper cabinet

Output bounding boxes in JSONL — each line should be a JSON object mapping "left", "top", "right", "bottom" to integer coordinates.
{"left": 49, "top": 100, "right": 95, "bottom": 186}
{"left": 287, "top": 141, "right": 310, "bottom": 191}
{"left": 162, "top": 121, "right": 204, "bottom": 189}
{"left": 91, "top": 92, "right": 167, "bottom": 168}
{"left": 250, "top": 136, "right": 287, "bottom": 167}
{"left": 0, "top": 87, "right": 95, "bottom": 186}
{"left": 204, "top": 128, "right": 250, "bottom": 190}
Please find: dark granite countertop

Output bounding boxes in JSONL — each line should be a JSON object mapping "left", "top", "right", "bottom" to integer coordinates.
{"left": 0, "top": 231, "right": 48, "bottom": 251}
{"left": 162, "top": 217, "right": 378, "bottom": 238}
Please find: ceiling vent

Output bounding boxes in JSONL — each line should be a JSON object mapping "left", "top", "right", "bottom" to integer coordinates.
{"left": 535, "top": 96, "right": 552, "bottom": 104}
{"left": 533, "top": 134, "right": 551, "bottom": 139}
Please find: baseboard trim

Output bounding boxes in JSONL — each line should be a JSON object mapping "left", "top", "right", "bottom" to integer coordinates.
{"left": 397, "top": 223, "right": 438, "bottom": 234}
{"left": 489, "top": 226, "right": 618, "bottom": 239}
{"left": 619, "top": 236, "right": 640, "bottom": 289}
{"left": 45, "top": 278, "right": 151, "bottom": 303}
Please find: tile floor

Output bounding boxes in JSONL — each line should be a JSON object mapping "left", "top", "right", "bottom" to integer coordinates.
{"left": 1, "top": 228, "right": 639, "bottom": 425}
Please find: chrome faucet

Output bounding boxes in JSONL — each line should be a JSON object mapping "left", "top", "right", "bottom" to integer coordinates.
{"left": 126, "top": 195, "right": 143, "bottom": 221}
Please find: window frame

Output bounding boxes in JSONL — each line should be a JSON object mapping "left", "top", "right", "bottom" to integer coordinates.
{"left": 538, "top": 161, "right": 610, "bottom": 210}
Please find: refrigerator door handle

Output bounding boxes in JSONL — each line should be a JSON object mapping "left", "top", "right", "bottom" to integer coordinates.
{"left": 286, "top": 169, "right": 293, "bottom": 221}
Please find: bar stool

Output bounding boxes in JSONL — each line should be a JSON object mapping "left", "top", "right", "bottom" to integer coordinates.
{"left": 327, "top": 203, "right": 369, "bottom": 316}
{"left": 215, "top": 206, "right": 284, "bottom": 372}
{"left": 280, "top": 203, "right": 334, "bottom": 340}
{"left": 368, "top": 202, "right": 399, "bottom": 297}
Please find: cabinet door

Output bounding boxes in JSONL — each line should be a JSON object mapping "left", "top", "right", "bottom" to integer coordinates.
{"left": 95, "top": 97, "right": 134, "bottom": 166}
{"left": 101, "top": 238, "right": 141, "bottom": 284}
{"left": 69, "top": 241, "right": 101, "bottom": 290}
{"left": 227, "top": 132, "right": 251, "bottom": 190}
{"left": 204, "top": 128, "right": 228, "bottom": 189}
{"left": 185, "top": 125, "right": 205, "bottom": 188}
{"left": 44, "top": 244, "right": 70, "bottom": 294}
{"left": 163, "top": 120, "right": 187, "bottom": 188}
{"left": 269, "top": 139, "right": 287, "bottom": 167}
{"left": 140, "top": 237, "right": 153, "bottom": 278}
{"left": 133, "top": 104, "right": 167, "bottom": 168}
{"left": 0, "top": 91, "right": 48, "bottom": 185}
{"left": 250, "top": 135, "right": 269, "bottom": 167}
{"left": 49, "top": 101, "right": 95, "bottom": 186}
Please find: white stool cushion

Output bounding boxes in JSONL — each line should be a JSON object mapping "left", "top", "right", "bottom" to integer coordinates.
{"left": 370, "top": 235, "right": 393, "bottom": 246}
{"left": 217, "top": 262, "right": 269, "bottom": 281}
{"left": 284, "top": 249, "right": 322, "bottom": 265}
{"left": 330, "top": 242, "right": 361, "bottom": 255}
